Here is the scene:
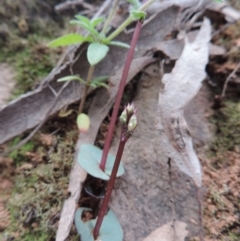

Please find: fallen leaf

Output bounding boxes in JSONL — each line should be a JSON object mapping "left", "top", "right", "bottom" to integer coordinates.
{"left": 0, "top": 6, "right": 179, "bottom": 144}
{"left": 142, "top": 221, "right": 188, "bottom": 241}
{"left": 158, "top": 18, "right": 211, "bottom": 187}
{"left": 40, "top": 133, "right": 54, "bottom": 145}
{"left": 233, "top": 37, "right": 240, "bottom": 47}
{"left": 16, "top": 163, "right": 33, "bottom": 172}
{"left": 58, "top": 108, "right": 75, "bottom": 117}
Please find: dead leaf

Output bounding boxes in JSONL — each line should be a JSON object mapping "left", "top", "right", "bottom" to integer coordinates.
{"left": 0, "top": 6, "right": 179, "bottom": 145}
{"left": 158, "top": 18, "right": 211, "bottom": 187}
{"left": 233, "top": 37, "right": 240, "bottom": 47}
{"left": 0, "top": 64, "right": 15, "bottom": 109}
{"left": 40, "top": 133, "right": 54, "bottom": 145}
{"left": 0, "top": 201, "right": 10, "bottom": 231}
{"left": 207, "top": 1, "right": 240, "bottom": 22}
{"left": 58, "top": 108, "right": 75, "bottom": 117}
{"left": 154, "top": 33, "right": 225, "bottom": 60}
{"left": 142, "top": 221, "right": 188, "bottom": 241}
{"left": 16, "top": 163, "right": 33, "bottom": 172}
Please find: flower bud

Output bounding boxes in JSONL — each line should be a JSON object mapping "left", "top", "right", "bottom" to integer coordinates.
{"left": 77, "top": 113, "right": 90, "bottom": 133}
{"left": 126, "top": 103, "right": 135, "bottom": 116}
{"left": 120, "top": 109, "right": 127, "bottom": 124}
{"left": 128, "top": 114, "right": 137, "bottom": 131}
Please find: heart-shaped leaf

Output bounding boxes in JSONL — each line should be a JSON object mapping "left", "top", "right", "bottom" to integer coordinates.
{"left": 75, "top": 207, "right": 123, "bottom": 241}
{"left": 77, "top": 144, "right": 124, "bottom": 180}
{"left": 48, "top": 33, "right": 84, "bottom": 47}
{"left": 87, "top": 43, "right": 109, "bottom": 66}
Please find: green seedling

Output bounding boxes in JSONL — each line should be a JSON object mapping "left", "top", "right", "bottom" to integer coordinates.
{"left": 76, "top": 2, "right": 144, "bottom": 239}
{"left": 75, "top": 104, "right": 137, "bottom": 240}
{"left": 49, "top": 0, "right": 154, "bottom": 126}
{"left": 49, "top": 1, "right": 154, "bottom": 240}
{"left": 57, "top": 75, "right": 108, "bottom": 88}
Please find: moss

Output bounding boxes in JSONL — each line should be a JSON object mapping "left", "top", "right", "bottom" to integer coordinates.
{"left": 8, "top": 137, "right": 34, "bottom": 166}
{"left": 0, "top": 34, "right": 63, "bottom": 97}
{"left": 227, "top": 231, "right": 240, "bottom": 241}
{"left": 0, "top": 0, "right": 66, "bottom": 98}
{"left": 210, "top": 100, "right": 240, "bottom": 156}
{"left": 5, "top": 131, "right": 79, "bottom": 240}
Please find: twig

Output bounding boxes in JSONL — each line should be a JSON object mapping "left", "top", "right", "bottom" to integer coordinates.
{"left": 92, "top": 0, "right": 112, "bottom": 20}
{"left": 167, "top": 158, "right": 177, "bottom": 241}
{"left": 78, "top": 65, "right": 95, "bottom": 113}
{"left": 221, "top": 61, "right": 240, "bottom": 98}
{"left": 101, "top": 0, "right": 120, "bottom": 34}
{"left": 55, "top": 0, "right": 93, "bottom": 12}
{"left": 1, "top": 81, "right": 70, "bottom": 156}
{"left": 211, "top": 23, "right": 231, "bottom": 39}
{"left": 196, "top": 187, "right": 204, "bottom": 241}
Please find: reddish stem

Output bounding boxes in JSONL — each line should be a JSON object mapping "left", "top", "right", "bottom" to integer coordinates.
{"left": 93, "top": 137, "right": 127, "bottom": 239}
{"left": 99, "top": 20, "right": 143, "bottom": 171}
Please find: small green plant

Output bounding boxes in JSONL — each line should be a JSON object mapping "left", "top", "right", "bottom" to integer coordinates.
{"left": 74, "top": 12, "right": 143, "bottom": 239}
{"left": 49, "top": 0, "right": 154, "bottom": 132}
{"left": 49, "top": 1, "right": 154, "bottom": 240}
{"left": 75, "top": 104, "right": 137, "bottom": 241}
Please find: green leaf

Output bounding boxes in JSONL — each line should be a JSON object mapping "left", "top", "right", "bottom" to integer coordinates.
{"left": 70, "top": 20, "right": 99, "bottom": 37}
{"left": 128, "top": 0, "right": 141, "bottom": 10}
{"left": 97, "top": 82, "right": 108, "bottom": 88}
{"left": 75, "top": 208, "right": 94, "bottom": 241}
{"left": 74, "top": 15, "right": 91, "bottom": 26}
{"left": 130, "top": 10, "right": 146, "bottom": 20}
{"left": 75, "top": 208, "right": 124, "bottom": 241}
{"left": 90, "top": 76, "right": 109, "bottom": 88}
{"left": 87, "top": 43, "right": 109, "bottom": 66}
{"left": 59, "top": 109, "right": 75, "bottom": 117}
{"left": 109, "top": 41, "right": 130, "bottom": 48}
{"left": 90, "top": 82, "right": 108, "bottom": 88}
{"left": 77, "top": 144, "right": 124, "bottom": 180}
{"left": 57, "top": 75, "right": 85, "bottom": 84}
{"left": 91, "top": 17, "right": 105, "bottom": 28}
{"left": 92, "top": 76, "right": 109, "bottom": 82}
{"left": 84, "top": 35, "right": 94, "bottom": 42}
{"left": 48, "top": 33, "right": 84, "bottom": 47}
{"left": 77, "top": 113, "right": 90, "bottom": 133}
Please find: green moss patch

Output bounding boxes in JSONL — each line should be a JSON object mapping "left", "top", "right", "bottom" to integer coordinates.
{"left": 210, "top": 100, "right": 240, "bottom": 155}
{"left": 3, "top": 130, "right": 79, "bottom": 241}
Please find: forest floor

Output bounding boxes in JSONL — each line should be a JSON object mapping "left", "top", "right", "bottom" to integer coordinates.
{"left": 0, "top": 1, "right": 239, "bottom": 241}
